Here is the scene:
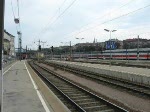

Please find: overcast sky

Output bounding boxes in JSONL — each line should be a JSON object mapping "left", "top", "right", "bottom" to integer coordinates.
{"left": 4, "top": 0, "right": 150, "bottom": 50}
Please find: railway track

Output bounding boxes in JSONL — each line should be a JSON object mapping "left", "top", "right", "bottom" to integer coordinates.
{"left": 29, "top": 61, "right": 127, "bottom": 112}
{"left": 43, "top": 61, "right": 150, "bottom": 98}
{"left": 73, "top": 60, "right": 150, "bottom": 69}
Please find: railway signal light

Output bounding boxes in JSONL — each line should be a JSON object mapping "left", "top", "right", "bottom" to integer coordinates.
{"left": 39, "top": 45, "right": 41, "bottom": 51}
{"left": 51, "top": 46, "right": 53, "bottom": 52}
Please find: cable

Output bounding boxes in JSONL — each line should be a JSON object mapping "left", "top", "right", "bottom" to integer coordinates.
{"left": 74, "top": 3, "right": 150, "bottom": 36}
{"left": 75, "top": 0, "right": 137, "bottom": 32}
{"left": 59, "top": 0, "right": 68, "bottom": 10}
{"left": 16, "top": 0, "right": 22, "bottom": 32}
{"left": 46, "top": 0, "right": 68, "bottom": 25}
{"left": 17, "top": 0, "right": 20, "bottom": 18}
{"left": 11, "top": 0, "right": 22, "bottom": 32}
{"left": 39, "top": 0, "right": 67, "bottom": 34}
{"left": 58, "top": 0, "right": 137, "bottom": 38}
{"left": 10, "top": 0, "right": 22, "bottom": 51}
{"left": 34, "top": 0, "right": 70, "bottom": 39}
{"left": 50, "top": 0, "right": 77, "bottom": 25}
{"left": 11, "top": 0, "right": 16, "bottom": 19}
{"left": 37, "top": 0, "right": 77, "bottom": 38}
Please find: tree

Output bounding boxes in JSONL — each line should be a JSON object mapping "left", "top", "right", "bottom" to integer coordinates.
{"left": 116, "top": 42, "right": 121, "bottom": 49}
{"left": 123, "top": 42, "right": 129, "bottom": 49}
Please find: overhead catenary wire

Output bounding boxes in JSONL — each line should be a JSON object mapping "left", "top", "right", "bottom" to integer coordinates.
{"left": 56, "top": 0, "right": 138, "bottom": 39}
{"left": 73, "top": 0, "right": 137, "bottom": 34}
{"left": 73, "top": 3, "right": 150, "bottom": 37}
{"left": 10, "top": 0, "right": 22, "bottom": 32}
{"left": 36, "top": 0, "right": 77, "bottom": 39}
{"left": 34, "top": 0, "right": 68, "bottom": 38}
{"left": 44, "top": 0, "right": 68, "bottom": 27}
{"left": 50, "top": 0, "right": 77, "bottom": 26}
{"left": 11, "top": 0, "right": 16, "bottom": 19}
{"left": 17, "top": 0, "right": 20, "bottom": 18}
{"left": 16, "top": 0, "right": 22, "bottom": 32}
{"left": 10, "top": 0, "right": 23, "bottom": 57}
{"left": 59, "top": 0, "right": 68, "bottom": 11}
{"left": 26, "top": 1, "right": 150, "bottom": 47}
{"left": 11, "top": 0, "right": 20, "bottom": 33}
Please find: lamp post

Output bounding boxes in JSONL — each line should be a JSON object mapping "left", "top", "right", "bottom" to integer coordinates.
{"left": 104, "top": 29, "right": 117, "bottom": 66}
{"left": 137, "top": 35, "right": 139, "bottom": 60}
{"left": 69, "top": 41, "right": 72, "bottom": 61}
{"left": 75, "top": 37, "right": 84, "bottom": 59}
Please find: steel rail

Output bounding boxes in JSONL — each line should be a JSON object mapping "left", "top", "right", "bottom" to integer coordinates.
{"left": 29, "top": 61, "right": 85, "bottom": 112}
{"left": 43, "top": 61, "right": 150, "bottom": 98}
{"left": 29, "top": 61, "right": 127, "bottom": 112}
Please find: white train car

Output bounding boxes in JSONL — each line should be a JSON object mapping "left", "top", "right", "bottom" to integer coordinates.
{"left": 87, "top": 48, "right": 150, "bottom": 60}
{"left": 53, "top": 48, "right": 150, "bottom": 60}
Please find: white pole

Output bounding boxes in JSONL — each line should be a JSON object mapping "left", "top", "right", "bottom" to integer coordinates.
{"left": 137, "top": 35, "right": 139, "bottom": 60}
{"left": 110, "top": 31, "right": 112, "bottom": 66}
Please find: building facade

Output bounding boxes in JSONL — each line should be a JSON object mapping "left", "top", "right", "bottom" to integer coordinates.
{"left": 4, "top": 30, "right": 15, "bottom": 56}
{"left": 123, "top": 38, "right": 150, "bottom": 49}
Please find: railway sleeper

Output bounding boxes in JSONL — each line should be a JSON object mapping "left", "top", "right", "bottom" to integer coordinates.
{"left": 61, "top": 90, "right": 76, "bottom": 93}
{"left": 58, "top": 87, "right": 74, "bottom": 90}
{"left": 95, "top": 109, "right": 115, "bottom": 112}
{"left": 58, "top": 88, "right": 76, "bottom": 91}
{"left": 74, "top": 99, "right": 96, "bottom": 103}
{"left": 79, "top": 102, "right": 103, "bottom": 107}
{"left": 70, "top": 95, "right": 90, "bottom": 99}
{"left": 84, "top": 105, "right": 111, "bottom": 111}
{"left": 68, "top": 93, "right": 87, "bottom": 97}
{"left": 64, "top": 91, "right": 84, "bottom": 94}
{"left": 56, "top": 86, "right": 74, "bottom": 88}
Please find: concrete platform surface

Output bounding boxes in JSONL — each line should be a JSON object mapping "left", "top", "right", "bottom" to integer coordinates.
{"left": 3, "top": 61, "right": 47, "bottom": 112}
{"left": 48, "top": 60, "right": 150, "bottom": 85}
{"left": 50, "top": 60, "right": 150, "bottom": 76}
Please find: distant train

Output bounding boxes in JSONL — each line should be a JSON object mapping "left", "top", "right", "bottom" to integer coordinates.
{"left": 55, "top": 48, "right": 150, "bottom": 60}
{"left": 87, "top": 48, "right": 150, "bottom": 60}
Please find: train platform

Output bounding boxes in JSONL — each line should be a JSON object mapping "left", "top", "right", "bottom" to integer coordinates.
{"left": 3, "top": 60, "right": 49, "bottom": 112}
{"left": 47, "top": 60, "right": 150, "bottom": 85}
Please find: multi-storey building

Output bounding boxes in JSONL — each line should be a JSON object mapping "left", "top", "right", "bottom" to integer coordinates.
{"left": 4, "top": 30, "right": 15, "bottom": 56}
